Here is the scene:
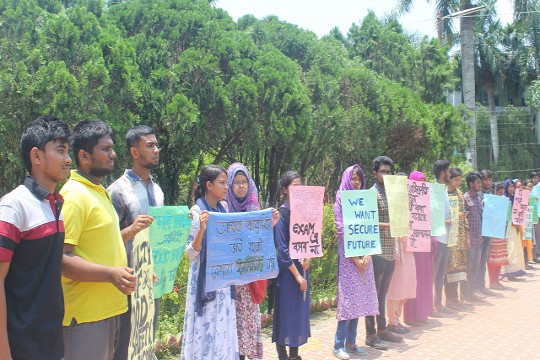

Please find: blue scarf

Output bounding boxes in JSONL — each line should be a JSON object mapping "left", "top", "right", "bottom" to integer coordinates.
{"left": 194, "top": 197, "right": 236, "bottom": 316}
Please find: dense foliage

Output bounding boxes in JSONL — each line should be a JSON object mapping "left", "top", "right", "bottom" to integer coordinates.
{"left": 0, "top": 0, "right": 469, "bottom": 203}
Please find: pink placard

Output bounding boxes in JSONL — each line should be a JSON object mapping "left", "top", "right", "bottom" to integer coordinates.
{"left": 512, "top": 189, "right": 531, "bottom": 226}
{"left": 406, "top": 180, "right": 431, "bottom": 252}
{"left": 289, "top": 185, "right": 325, "bottom": 259}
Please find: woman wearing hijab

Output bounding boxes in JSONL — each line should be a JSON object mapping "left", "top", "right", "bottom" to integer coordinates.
{"left": 226, "top": 163, "right": 266, "bottom": 360}
{"left": 332, "top": 165, "right": 377, "bottom": 359}
{"left": 403, "top": 171, "right": 433, "bottom": 325}
{"left": 181, "top": 165, "right": 238, "bottom": 360}
{"left": 501, "top": 179, "right": 526, "bottom": 279}
{"left": 386, "top": 172, "right": 417, "bottom": 333}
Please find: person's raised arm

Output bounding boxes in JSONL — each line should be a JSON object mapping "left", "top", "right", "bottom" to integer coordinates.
{"left": 120, "top": 215, "right": 154, "bottom": 242}
{"left": 0, "top": 262, "right": 11, "bottom": 360}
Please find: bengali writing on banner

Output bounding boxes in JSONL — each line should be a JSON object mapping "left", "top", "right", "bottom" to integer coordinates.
{"left": 524, "top": 205, "right": 534, "bottom": 240}
{"left": 128, "top": 228, "right": 155, "bottom": 360}
{"left": 530, "top": 195, "right": 539, "bottom": 225}
{"left": 383, "top": 175, "right": 409, "bottom": 237}
{"left": 341, "top": 189, "right": 381, "bottom": 257}
{"left": 406, "top": 180, "right": 431, "bottom": 252}
{"left": 148, "top": 206, "right": 191, "bottom": 298}
{"left": 512, "top": 189, "right": 531, "bottom": 226}
{"left": 430, "top": 183, "right": 447, "bottom": 237}
{"left": 205, "top": 209, "right": 279, "bottom": 293}
{"left": 482, "top": 194, "right": 510, "bottom": 239}
{"left": 289, "top": 186, "right": 325, "bottom": 259}
{"left": 447, "top": 196, "right": 459, "bottom": 247}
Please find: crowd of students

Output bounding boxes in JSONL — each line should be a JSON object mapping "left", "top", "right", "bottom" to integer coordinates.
{"left": 0, "top": 116, "right": 537, "bottom": 360}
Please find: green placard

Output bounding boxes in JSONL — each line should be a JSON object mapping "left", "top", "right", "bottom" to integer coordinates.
{"left": 341, "top": 189, "right": 381, "bottom": 257}
{"left": 149, "top": 206, "right": 191, "bottom": 298}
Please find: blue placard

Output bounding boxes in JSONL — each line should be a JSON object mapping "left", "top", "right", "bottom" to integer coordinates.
{"left": 482, "top": 194, "right": 510, "bottom": 238}
{"left": 205, "top": 209, "right": 279, "bottom": 292}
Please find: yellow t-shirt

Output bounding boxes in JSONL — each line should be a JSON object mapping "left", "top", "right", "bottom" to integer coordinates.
{"left": 60, "top": 170, "right": 128, "bottom": 326}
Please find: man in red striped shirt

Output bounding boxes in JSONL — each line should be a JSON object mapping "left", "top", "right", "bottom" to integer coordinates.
{"left": 0, "top": 116, "right": 72, "bottom": 359}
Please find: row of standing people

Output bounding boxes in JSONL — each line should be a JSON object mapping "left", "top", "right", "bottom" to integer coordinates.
{"left": 0, "top": 116, "right": 306, "bottom": 360}
{"left": 1, "top": 115, "right": 534, "bottom": 360}
{"left": 1, "top": 117, "right": 166, "bottom": 360}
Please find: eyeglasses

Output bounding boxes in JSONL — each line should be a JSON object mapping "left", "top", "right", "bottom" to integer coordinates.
{"left": 233, "top": 181, "right": 249, "bottom": 188}
{"left": 378, "top": 170, "right": 392, "bottom": 175}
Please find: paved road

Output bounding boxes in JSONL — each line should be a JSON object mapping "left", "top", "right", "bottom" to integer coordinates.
{"left": 263, "top": 268, "right": 539, "bottom": 359}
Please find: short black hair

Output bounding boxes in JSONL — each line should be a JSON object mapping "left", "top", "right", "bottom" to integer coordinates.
{"left": 495, "top": 182, "right": 505, "bottom": 191}
{"left": 530, "top": 171, "right": 539, "bottom": 178}
{"left": 20, "top": 115, "right": 71, "bottom": 173}
{"left": 279, "top": 170, "right": 302, "bottom": 192}
{"left": 433, "top": 160, "right": 450, "bottom": 179}
{"left": 481, "top": 169, "right": 492, "bottom": 179}
{"left": 449, "top": 167, "right": 462, "bottom": 179}
{"left": 72, "top": 119, "right": 113, "bottom": 166}
{"left": 126, "top": 125, "right": 155, "bottom": 153}
{"left": 465, "top": 171, "right": 481, "bottom": 189}
{"left": 372, "top": 156, "right": 394, "bottom": 172}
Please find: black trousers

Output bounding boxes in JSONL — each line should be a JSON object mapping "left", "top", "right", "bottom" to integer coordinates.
{"left": 365, "top": 256, "right": 395, "bottom": 336}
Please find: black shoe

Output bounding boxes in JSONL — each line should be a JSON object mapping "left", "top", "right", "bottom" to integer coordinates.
{"left": 387, "top": 324, "right": 408, "bottom": 334}
{"left": 378, "top": 330, "right": 403, "bottom": 343}
{"left": 480, "top": 288, "right": 497, "bottom": 296}
{"left": 466, "top": 294, "right": 485, "bottom": 302}
{"left": 365, "top": 336, "right": 389, "bottom": 350}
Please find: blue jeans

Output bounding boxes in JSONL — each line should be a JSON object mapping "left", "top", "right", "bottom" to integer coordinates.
{"left": 334, "top": 319, "right": 359, "bottom": 349}
{"left": 479, "top": 237, "right": 491, "bottom": 289}
{"left": 433, "top": 241, "right": 450, "bottom": 307}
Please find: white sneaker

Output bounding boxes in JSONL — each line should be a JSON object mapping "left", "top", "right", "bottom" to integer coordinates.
{"left": 332, "top": 348, "right": 351, "bottom": 359}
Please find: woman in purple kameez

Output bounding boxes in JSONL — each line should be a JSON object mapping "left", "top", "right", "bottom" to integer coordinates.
{"left": 332, "top": 165, "right": 379, "bottom": 359}
{"left": 403, "top": 171, "right": 433, "bottom": 325}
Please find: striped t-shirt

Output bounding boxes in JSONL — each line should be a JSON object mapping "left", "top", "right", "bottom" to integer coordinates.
{"left": 0, "top": 176, "right": 64, "bottom": 360}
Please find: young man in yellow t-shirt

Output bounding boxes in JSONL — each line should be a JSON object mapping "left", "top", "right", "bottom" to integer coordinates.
{"left": 61, "top": 119, "right": 136, "bottom": 359}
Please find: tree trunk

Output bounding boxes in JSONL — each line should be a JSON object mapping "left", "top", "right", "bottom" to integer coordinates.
{"left": 486, "top": 81, "right": 499, "bottom": 162}
{"left": 460, "top": 1, "right": 477, "bottom": 169}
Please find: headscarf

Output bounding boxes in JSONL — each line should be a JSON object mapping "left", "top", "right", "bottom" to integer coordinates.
{"left": 226, "top": 163, "right": 260, "bottom": 212}
{"left": 504, "top": 179, "right": 516, "bottom": 205}
{"left": 334, "top": 165, "right": 365, "bottom": 237}
{"left": 409, "top": 170, "right": 426, "bottom": 181}
{"left": 225, "top": 162, "right": 266, "bottom": 303}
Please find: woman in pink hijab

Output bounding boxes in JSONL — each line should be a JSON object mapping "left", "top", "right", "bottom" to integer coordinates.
{"left": 403, "top": 171, "right": 434, "bottom": 325}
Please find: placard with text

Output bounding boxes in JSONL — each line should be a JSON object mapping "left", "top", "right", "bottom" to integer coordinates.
{"left": 341, "top": 189, "right": 381, "bottom": 257}
{"left": 149, "top": 206, "right": 191, "bottom": 298}
{"left": 289, "top": 186, "right": 325, "bottom": 259}
{"left": 205, "top": 209, "right": 278, "bottom": 292}
{"left": 406, "top": 180, "right": 431, "bottom": 252}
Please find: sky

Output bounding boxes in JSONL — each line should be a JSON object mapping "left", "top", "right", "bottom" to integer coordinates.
{"left": 215, "top": 0, "right": 515, "bottom": 39}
